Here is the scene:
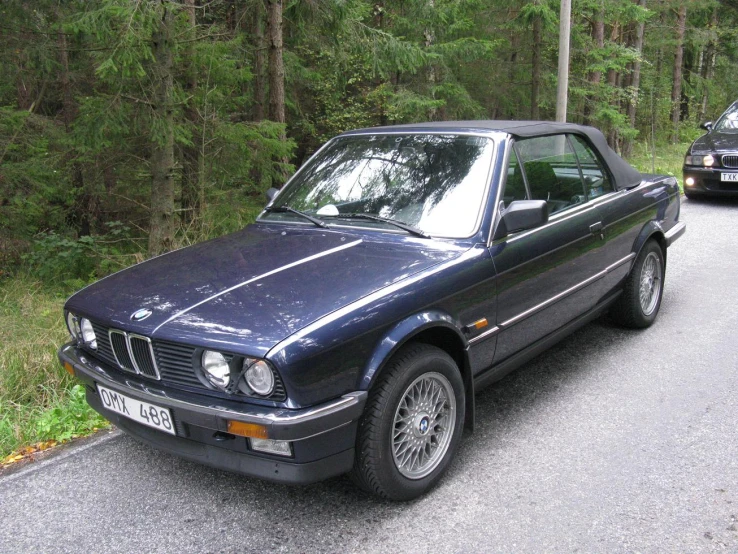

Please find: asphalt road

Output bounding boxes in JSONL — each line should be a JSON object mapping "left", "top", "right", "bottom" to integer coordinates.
{"left": 2, "top": 197, "right": 737, "bottom": 553}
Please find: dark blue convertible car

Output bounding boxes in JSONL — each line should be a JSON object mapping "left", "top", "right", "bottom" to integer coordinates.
{"left": 59, "top": 121, "right": 685, "bottom": 500}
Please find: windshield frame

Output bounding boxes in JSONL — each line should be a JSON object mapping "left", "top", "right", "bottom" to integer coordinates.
{"left": 258, "top": 131, "right": 498, "bottom": 240}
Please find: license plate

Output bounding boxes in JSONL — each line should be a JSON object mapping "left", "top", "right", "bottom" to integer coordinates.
{"left": 97, "top": 384, "right": 176, "bottom": 435}
{"left": 720, "top": 173, "right": 738, "bottom": 182}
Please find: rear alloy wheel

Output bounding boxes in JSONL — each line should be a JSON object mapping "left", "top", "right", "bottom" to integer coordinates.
{"left": 610, "top": 240, "right": 665, "bottom": 328}
{"left": 350, "top": 343, "right": 465, "bottom": 500}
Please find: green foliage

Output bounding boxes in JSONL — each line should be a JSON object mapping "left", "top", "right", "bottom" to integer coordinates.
{"left": 0, "top": 277, "right": 108, "bottom": 458}
{"left": 34, "top": 385, "right": 108, "bottom": 443}
{"left": 22, "top": 222, "right": 138, "bottom": 284}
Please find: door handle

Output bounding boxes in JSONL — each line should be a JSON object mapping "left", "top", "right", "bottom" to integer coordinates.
{"left": 590, "top": 221, "right": 605, "bottom": 240}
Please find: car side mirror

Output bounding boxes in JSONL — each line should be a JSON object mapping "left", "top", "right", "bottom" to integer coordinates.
{"left": 700, "top": 121, "right": 713, "bottom": 131}
{"left": 265, "top": 187, "right": 279, "bottom": 203}
{"left": 493, "top": 200, "right": 549, "bottom": 241}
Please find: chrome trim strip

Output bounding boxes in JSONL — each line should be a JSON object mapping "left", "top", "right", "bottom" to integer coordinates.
{"left": 153, "top": 239, "right": 363, "bottom": 333}
{"left": 129, "top": 333, "right": 162, "bottom": 381}
{"left": 499, "top": 270, "right": 607, "bottom": 328}
{"left": 605, "top": 252, "right": 635, "bottom": 273}
{"left": 470, "top": 252, "right": 638, "bottom": 343}
{"left": 504, "top": 188, "right": 632, "bottom": 245}
{"left": 467, "top": 325, "right": 501, "bottom": 346}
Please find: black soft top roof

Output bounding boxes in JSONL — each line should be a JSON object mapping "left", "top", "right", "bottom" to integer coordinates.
{"left": 342, "top": 120, "right": 643, "bottom": 191}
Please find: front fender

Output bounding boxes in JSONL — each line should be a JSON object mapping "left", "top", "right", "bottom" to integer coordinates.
{"left": 358, "top": 311, "right": 468, "bottom": 391}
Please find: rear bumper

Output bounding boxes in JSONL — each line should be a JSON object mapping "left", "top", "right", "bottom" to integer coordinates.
{"left": 59, "top": 343, "right": 366, "bottom": 484}
{"left": 664, "top": 221, "right": 686, "bottom": 247}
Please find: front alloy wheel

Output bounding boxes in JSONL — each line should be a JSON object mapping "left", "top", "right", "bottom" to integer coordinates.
{"left": 392, "top": 372, "right": 456, "bottom": 479}
{"left": 350, "top": 343, "right": 465, "bottom": 501}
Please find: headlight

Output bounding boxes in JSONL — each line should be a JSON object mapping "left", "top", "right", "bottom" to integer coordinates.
{"left": 79, "top": 318, "right": 97, "bottom": 350}
{"left": 66, "top": 312, "right": 80, "bottom": 339}
{"left": 242, "top": 359, "right": 275, "bottom": 396}
{"left": 685, "top": 154, "right": 715, "bottom": 166}
{"left": 202, "top": 350, "right": 230, "bottom": 389}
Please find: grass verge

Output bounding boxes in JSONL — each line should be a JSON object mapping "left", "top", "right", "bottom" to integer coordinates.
{"left": 627, "top": 141, "right": 689, "bottom": 190}
{"left": 0, "top": 277, "right": 108, "bottom": 460}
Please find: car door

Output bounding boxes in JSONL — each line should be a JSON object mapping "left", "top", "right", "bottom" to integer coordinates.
{"left": 489, "top": 134, "right": 604, "bottom": 364}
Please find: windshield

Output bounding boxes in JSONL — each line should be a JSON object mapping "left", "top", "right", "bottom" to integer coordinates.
{"left": 262, "top": 134, "right": 495, "bottom": 238}
{"left": 714, "top": 105, "right": 738, "bottom": 132}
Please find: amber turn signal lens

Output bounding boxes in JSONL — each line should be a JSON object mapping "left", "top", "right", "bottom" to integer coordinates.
{"left": 226, "top": 420, "right": 269, "bottom": 439}
{"left": 473, "top": 318, "right": 488, "bottom": 330}
{"left": 63, "top": 362, "right": 75, "bottom": 376}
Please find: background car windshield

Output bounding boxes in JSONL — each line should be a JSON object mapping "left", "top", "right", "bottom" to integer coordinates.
{"left": 714, "top": 106, "right": 738, "bottom": 131}
{"left": 267, "top": 134, "right": 495, "bottom": 238}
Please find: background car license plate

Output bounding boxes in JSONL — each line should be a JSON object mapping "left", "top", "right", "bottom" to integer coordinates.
{"left": 720, "top": 173, "right": 738, "bottom": 182}
{"left": 97, "top": 384, "right": 176, "bottom": 435}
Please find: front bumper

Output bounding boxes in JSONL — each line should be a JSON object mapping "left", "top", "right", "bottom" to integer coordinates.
{"left": 59, "top": 343, "right": 367, "bottom": 484}
{"left": 683, "top": 166, "right": 738, "bottom": 196}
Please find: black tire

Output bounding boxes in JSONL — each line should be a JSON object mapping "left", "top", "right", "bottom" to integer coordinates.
{"left": 350, "top": 343, "right": 465, "bottom": 501}
{"left": 610, "top": 240, "right": 665, "bottom": 329}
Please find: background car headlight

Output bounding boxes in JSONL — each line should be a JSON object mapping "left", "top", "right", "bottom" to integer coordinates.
{"left": 202, "top": 350, "right": 230, "bottom": 389}
{"left": 685, "top": 154, "right": 715, "bottom": 166}
{"left": 66, "top": 312, "right": 80, "bottom": 340}
{"left": 243, "top": 360, "right": 275, "bottom": 396}
{"left": 79, "top": 318, "right": 97, "bottom": 349}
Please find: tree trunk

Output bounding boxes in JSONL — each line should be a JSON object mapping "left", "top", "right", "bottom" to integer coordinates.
{"left": 148, "top": 2, "right": 177, "bottom": 257}
{"left": 622, "top": 0, "right": 646, "bottom": 159}
{"left": 253, "top": 0, "right": 266, "bottom": 122}
{"left": 267, "top": 0, "right": 288, "bottom": 187}
{"left": 59, "top": 30, "right": 91, "bottom": 236}
{"left": 424, "top": 0, "right": 437, "bottom": 120}
{"left": 182, "top": 0, "right": 202, "bottom": 229}
{"left": 671, "top": 4, "right": 686, "bottom": 143}
{"left": 267, "top": 0, "right": 285, "bottom": 125}
{"left": 583, "top": 8, "right": 604, "bottom": 125}
{"left": 531, "top": 2, "right": 542, "bottom": 120}
{"left": 699, "top": 8, "right": 718, "bottom": 122}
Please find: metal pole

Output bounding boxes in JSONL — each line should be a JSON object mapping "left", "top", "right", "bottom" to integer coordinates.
{"left": 555, "top": 0, "right": 571, "bottom": 122}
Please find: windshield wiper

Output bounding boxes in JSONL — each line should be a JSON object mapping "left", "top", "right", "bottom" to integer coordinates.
{"left": 264, "top": 205, "right": 328, "bottom": 228}
{"left": 323, "top": 213, "right": 430, "bottom": 239}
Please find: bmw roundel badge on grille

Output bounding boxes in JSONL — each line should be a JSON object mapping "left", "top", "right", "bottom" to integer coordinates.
{"left": 131, "top": 308, "right": 152, "bottom": 321}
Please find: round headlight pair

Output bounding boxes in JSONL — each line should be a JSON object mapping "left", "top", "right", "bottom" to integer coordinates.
{"left": 200, "top": 351, "right": 274, "bottom": 396}
{"left": 66, "top": 313, "right": 97, "bottom": 350}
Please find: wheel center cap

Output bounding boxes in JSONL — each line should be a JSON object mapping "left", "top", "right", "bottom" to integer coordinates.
{"left": 415, "top": 414, "right": 430, "bottom": 436}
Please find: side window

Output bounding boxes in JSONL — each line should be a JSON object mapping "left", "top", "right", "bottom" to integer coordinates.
{"left": 569, "top": 134, "right": 614, "bottom": 200}
{"left": 503, "top": 147, "right": 528, "bottom": 205}
{"left": 516, "top": 135, "right": 586, "bottom": 214}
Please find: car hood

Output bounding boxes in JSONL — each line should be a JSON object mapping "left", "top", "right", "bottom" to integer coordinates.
{"left": 66, "top": 224, "right": 467, "bottom": 357}
{"left": 690, "top": 130, "right": 738, "bottom": 153}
